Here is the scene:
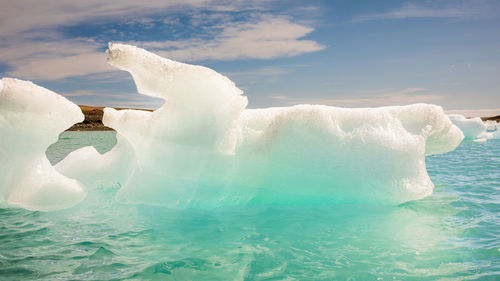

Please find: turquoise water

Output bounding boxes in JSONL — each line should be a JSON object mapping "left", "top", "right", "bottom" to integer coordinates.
{"left": 1, "top": 131, "right": 499, "bottom": 280}
{"left": 45, "top": 131, "right": 117, "bottom": 165}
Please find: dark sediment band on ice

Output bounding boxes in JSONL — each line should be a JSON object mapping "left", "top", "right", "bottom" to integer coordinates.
{"left": 67, "top": 105, "right": 153, "bottom": 131}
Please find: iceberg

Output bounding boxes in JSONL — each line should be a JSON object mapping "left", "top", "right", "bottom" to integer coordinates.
{"left": 56, "top": 43, "right": 464, "bottom": 208}
{"left": 484, "top": 120, "right": 498, "bottom": 131}
{"left": 0, "top": 78, "right": 86, "bottom": 211}
{"left": 0, "top": 43, "right": 465, "bottom": 210}
{"left": 447, "top": 114, "right": 496, "bottom": 142}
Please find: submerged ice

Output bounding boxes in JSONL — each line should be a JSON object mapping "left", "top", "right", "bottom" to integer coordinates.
{"left": 1, "top": 43, "right": 465, "bottom": 210}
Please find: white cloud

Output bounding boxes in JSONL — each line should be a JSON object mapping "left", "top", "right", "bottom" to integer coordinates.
{"left": 134, "top": 17, "right": 324, "bottom": 61}
{"left": 0, "top": 2, "right": 323, "bottom": 81}
{"left": 8, "top": 52, "right": 115, "bottom": 81}
{"left": 351, "top": 1, "right": 498, "bottom": 23}
{"left": 0, "top": 0, "right": 211, "bottom": 37}
{"left": 0, "top": 35, "right": 115, "bottom": 80}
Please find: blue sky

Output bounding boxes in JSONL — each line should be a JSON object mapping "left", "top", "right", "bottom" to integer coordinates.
{"left": 0, "top": 0, "right": 499, "bottom": 116}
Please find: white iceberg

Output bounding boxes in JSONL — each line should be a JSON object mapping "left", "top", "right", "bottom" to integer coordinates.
{"left": 484, "top": 120, "right": 498, "bottom": 131}
{"left": 56, "top": 43, "right": 464, "bottom": 208}
{"left": 0, "top": 78, "right": 86, "bottom": 211}
{"left": 0, "top": 43, "right": 466, "bottom": 210}
{"left": 447, "top": 114, "right": 498, "bottom": 142}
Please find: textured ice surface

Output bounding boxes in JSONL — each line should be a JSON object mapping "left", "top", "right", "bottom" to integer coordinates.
{"left": 56, "top": 43, "right": 464, "bottom": 208}
{"left": 484, "top": 120, "right": 499, "bottom": 138}
{"left": 0, "top": 78, "right": 86, "bottom": 211}
{"left": 447, "top": 114, "right": 496, "bottom": 141}
{"left": 484, "top": 120, "right": 498, "bottom": 131}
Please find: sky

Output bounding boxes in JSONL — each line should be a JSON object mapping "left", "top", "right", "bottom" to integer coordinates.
{"left": 0, "top": 0, "right": 499, "bottom": 116}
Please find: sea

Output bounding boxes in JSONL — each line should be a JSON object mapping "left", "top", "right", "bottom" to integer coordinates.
{"left": 1, "top": 131, "right": 498, "bottom": 280}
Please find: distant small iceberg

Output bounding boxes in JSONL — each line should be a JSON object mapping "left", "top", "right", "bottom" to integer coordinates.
{"left": 448, "top": 114, "right": 499, "bottom": 142}
{"left": 484, "top": 120, "right": 498, "bottom": 131}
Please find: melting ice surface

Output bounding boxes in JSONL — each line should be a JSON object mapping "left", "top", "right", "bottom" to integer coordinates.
{"left": 56, "top": 43, "right": 463, "bottom": 209}
{"left": 2, "top": 43, "right": 464, "bottom": 211}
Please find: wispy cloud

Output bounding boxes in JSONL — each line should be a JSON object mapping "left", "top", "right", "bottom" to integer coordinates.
{"left": 61, "top": 90, "right": 100, "bottom": 97}
{"left": 351, "top": 1, "right": 497, "bottom": 23}
{"left": 229, "top": 67, "right": 291, "bottom": 78}
{"left": 267, "top": 88, "right": 444, "bottom": 107}
{"left": 0, "top": 0, "right": 217, "bottom": 37}
{"left": 445, "top": 108, "right": 500, "bottom": 117}
{"left": 133, "top": 17, "right": 324, "bottom": 61}
{"left": 0, "top": 1, "right": 323, "bottom": 81}
{"left": 223, "top": 65, "right": 293, "bottom": 88}
{"left": 9, "top": 52, "right": 115, "bottom": 81}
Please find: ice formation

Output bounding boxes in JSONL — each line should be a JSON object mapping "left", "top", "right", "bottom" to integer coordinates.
{"left": 54, "top": 133, "right": 134, "bottom": 188}
{"left": 55, "top": 43, "right": 464, "bottom": 208}
{"left": 484, "top": 120, "right": 498, "bottom": 131}
{"left": 0, "top": 43, "right": 466, "bottom": 210}
{"left": 447, "top": 114, "right": 497, "bottom": 142}
{"left": 0, "top": 78, "right": 86, "bottom": 211}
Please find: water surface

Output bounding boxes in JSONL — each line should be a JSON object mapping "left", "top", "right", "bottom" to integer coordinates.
{"left": 1, "top": 132, "right": 498, "bottom": 280}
